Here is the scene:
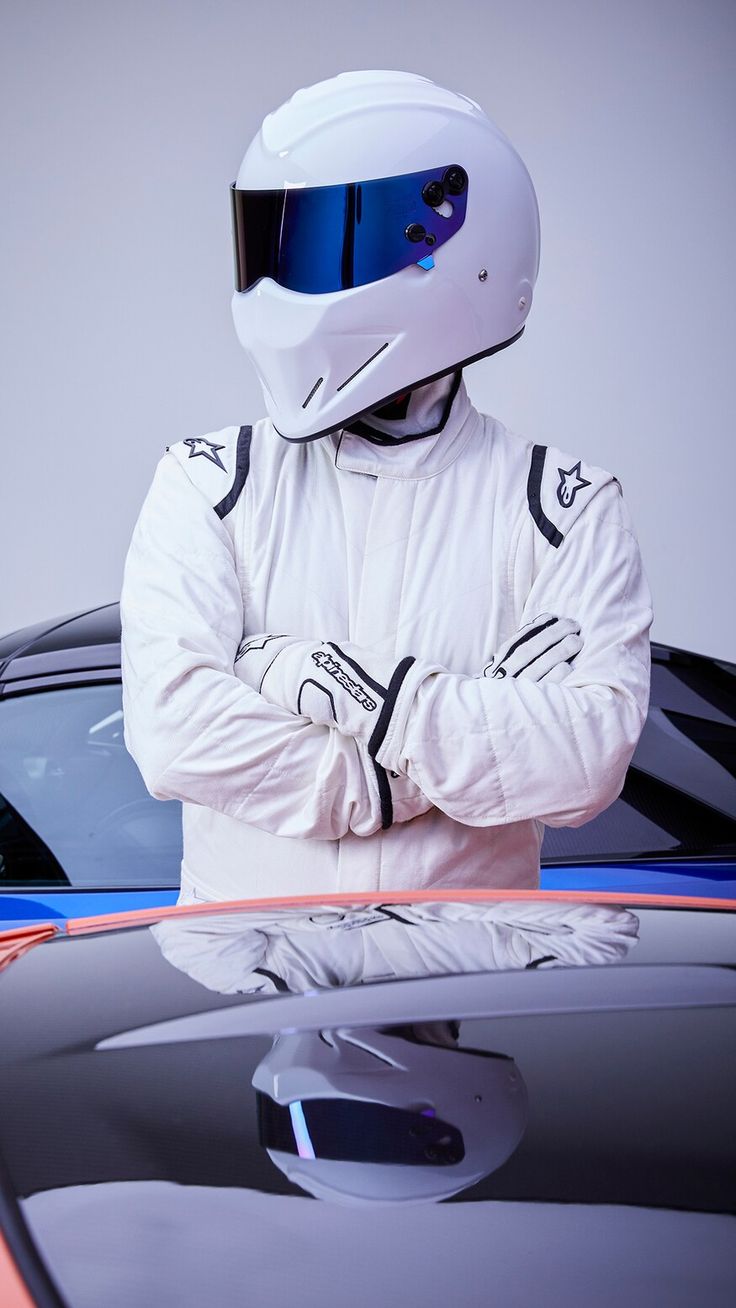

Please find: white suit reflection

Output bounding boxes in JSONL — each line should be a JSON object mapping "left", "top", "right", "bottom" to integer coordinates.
{"left": 151, "top": 900, "right": 640, "bottom": 996}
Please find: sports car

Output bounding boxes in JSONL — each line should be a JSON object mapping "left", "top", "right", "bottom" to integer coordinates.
{"left": 0, "top": 603, "right": 734, "bottom": 930}
{"left": 0, "top": 889, "right": 733, "bottom": 1306}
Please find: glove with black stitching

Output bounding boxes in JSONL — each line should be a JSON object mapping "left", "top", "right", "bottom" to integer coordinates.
{"left": 234, "top": 634, "right": 438, "bottom": 759}
{"left": 483, "top": 614, "right": 582, "bottom": 683}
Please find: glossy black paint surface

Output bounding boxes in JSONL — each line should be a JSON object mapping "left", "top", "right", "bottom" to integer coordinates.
{"left": 0, "top": 901, "right": 735, "bottom": 1306}
{"left": 0, "top": 602, "right": 120, "bottom": 695}
{"left": 0, "top": 605, "right": 121, "bottom": 671}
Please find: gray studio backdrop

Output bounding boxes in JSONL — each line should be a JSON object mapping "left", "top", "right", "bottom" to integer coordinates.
{"left": 2, "top": 0, "right": 735, "bottom": 658}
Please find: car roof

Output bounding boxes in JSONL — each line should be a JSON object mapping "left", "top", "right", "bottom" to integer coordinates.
{"left": 1, "top": 889, "right": 734, "bottom": 1308}
{"left": 0, "top": 604, "right": 122, "bottom": 692}
{"left": 0, "top": 603, "right": 121, "bottom": 666}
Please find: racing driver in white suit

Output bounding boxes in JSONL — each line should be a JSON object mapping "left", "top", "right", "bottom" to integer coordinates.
{"left": 121, "top": 70, "right": 652, "bottom": 902}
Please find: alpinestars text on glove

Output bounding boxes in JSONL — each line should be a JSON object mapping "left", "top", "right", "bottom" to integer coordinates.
{"left": 235, "top": 634, "right": 436, "bottom": 761}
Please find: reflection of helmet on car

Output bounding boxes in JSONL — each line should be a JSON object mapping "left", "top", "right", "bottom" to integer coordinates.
{"left": 252, "top": 1024, "right": 528, "bottom": 1206}
{"left": 231, "top": 69, "right": 540, "bottom": 442}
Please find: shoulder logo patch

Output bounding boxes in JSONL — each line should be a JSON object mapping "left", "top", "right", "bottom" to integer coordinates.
{"left": 183, "top": 437, "right": 227, "bottom": 471}
{"left": 556, "top": 461, "right": 591, "bottom": 508}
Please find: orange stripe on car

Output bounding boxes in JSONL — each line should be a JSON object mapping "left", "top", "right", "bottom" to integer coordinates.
{"left": 0, "top": 1228, "right": 36, "bottom": 1308}
{"left": 0, "top": 923, "right": 59, "bottom": 973}
{"left": 62, "top": 888, "right": 736, "bottom": 935}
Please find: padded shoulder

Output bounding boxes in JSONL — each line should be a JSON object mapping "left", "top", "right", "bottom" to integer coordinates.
{"left": 526, "top": 442, "right": 618, "bottom": 549}
{"left": 167, "top": 425, "right": 252, "bottom": 519}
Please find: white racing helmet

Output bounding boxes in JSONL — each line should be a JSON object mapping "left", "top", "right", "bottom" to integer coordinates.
{"left": 231, "top": 69, "right": 540, "bottom": 441}
{"left": 252, "top": 1024, "right": 528, "bottom": 1206}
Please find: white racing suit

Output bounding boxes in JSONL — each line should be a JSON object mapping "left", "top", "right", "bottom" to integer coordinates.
{"left": 151, "top": 900, "right": 640, "bottom": 996}
{"left": 121, "top": 378, "right": 652, "bottom": 899}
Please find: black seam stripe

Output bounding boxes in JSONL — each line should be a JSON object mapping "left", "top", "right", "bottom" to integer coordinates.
{"left": 527, "top": 445, "right": 563, "bottom": 549}
{"left": 236, "top": 633, "right": 289, "bottom": 663}
{"left": 253, "top": 966, "right": 290, "bottom": 993}
{"left": 373, "top": 759, "right": 394, "bottom": 830}
{"left": 368, "top": 656, "right": 416, "bottom": 759}
{"left": 497, "top": 617, "right": 558, "bottom": 669}
{"left": 297, "top": 679, "right": 337, "bottom": 722}
{"left": 511, "top": 632, "right": 571, "bottom": 676}
{"left": 376, "top": 905, "right": 414, "bottom": 925}
{"left": 258, "top": 648, "right": 286, "bottom": 694}
{"left": 215, "top": 425, "right": 252, "bottom": 520}
{"left": 328, "top": 642, "right": 387, "bottom": 698}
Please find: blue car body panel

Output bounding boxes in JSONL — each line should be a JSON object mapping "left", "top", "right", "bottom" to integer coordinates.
{"left": 542, "top": 859, "right": 736, "bottom": 898}
{"left": 2, "top": 862, "right": 734, "bottom": 932}
{"left": 0, "top": 889, "right": 180, "bottom": 932}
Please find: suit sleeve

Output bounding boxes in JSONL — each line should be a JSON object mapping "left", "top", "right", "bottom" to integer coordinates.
{"left": 121, "top": 451, "right": 429, "bottom": 839}
{"left": 376, "top": 481, "right": 652, "bottom": 828}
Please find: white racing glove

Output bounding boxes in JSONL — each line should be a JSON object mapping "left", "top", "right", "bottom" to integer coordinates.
{"left": 483, "top": 614, "right": 582, "bottom": 683}
{"left": 235, "top": 614, "right": 581, "bottom": 759}
{"left": 234, "top": 634, "right": 437, "bottom": 759}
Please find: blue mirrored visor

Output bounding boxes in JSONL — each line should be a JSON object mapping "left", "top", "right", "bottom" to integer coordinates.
{"left": 231, "top": 164, "right": 468, "bottom": 295}
{"left": 257, "top": 1094, "right": 465, "bottom": 1165}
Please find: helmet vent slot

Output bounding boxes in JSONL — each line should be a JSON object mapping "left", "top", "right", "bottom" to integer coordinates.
{"left": 302, "top": 377, "right": 324, "bottom": 409}
{"left": 336, "top": 341, "right": 389, "bottom": 393}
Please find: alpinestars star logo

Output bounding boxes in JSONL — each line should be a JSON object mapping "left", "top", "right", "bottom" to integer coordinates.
{"left": 556, "top": 461, "right": 591, "bottom": 508}
{"left": 311, "top": 650, "right": 378, "bottom": 712}
{"left": 183, "top": 437, "right": 227, "bottom": 471}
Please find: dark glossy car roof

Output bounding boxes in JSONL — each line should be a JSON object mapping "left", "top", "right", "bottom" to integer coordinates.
{"left": 0, "top": 896, "right": 735, "bottom": 1308}
{"left": 0, "top": 603, "right": 121, "bottom": 663}
{"left": 0, "top": 604, "right": 122, "bottom": 694}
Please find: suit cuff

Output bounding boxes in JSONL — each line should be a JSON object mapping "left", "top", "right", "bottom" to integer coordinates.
{"left": 371, "top": 657, "right": 440, "bottom": 774}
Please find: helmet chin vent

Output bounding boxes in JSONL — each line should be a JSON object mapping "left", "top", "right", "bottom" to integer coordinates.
{"left": 302, "top": 377, "right": 324, "bottom": 409}
{"left": 336, "top": 341, "right": 390, "bottom": 393}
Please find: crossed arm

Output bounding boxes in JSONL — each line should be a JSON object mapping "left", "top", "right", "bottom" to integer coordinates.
{"left": 122, "top": 453, "right": 651, "bottom": 840}
{"left": 121, "top": 455, "right": 412, "bottom": 839}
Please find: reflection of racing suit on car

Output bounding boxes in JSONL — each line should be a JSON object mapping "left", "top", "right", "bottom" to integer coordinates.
{"left": 122, "top": 373, "right": 651, "bottom": 900}
{"left": 152, "top": 900, "right": 640, "bottom": 995}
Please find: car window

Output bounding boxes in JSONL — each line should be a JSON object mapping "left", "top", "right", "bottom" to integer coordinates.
{"left": 542, "top": 708, "right": 736, "bottom": 865}
{"left": 541, "top": 763, "right": 736, "bottom": 861}
{"left": 0, "top": 685, "right": 181, "bottom": 889}
{"left": 544, "top": 645, "right": 736, "bottom": 862}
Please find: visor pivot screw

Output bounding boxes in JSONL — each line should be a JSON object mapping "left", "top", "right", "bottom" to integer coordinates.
{"left": 478, "top": 268, "right": 488, "bottom": 282}
{"left": 406, "top": 223, "right": 426, "bottom": 243}
{"left": 518, "top": 295, "right": 527, "bottom": 308}
{"left": 444, "top": 165, "right": 468, "bottom": 195}
{"left": 422, "top": 179, "right": 445, "bottom": 207}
